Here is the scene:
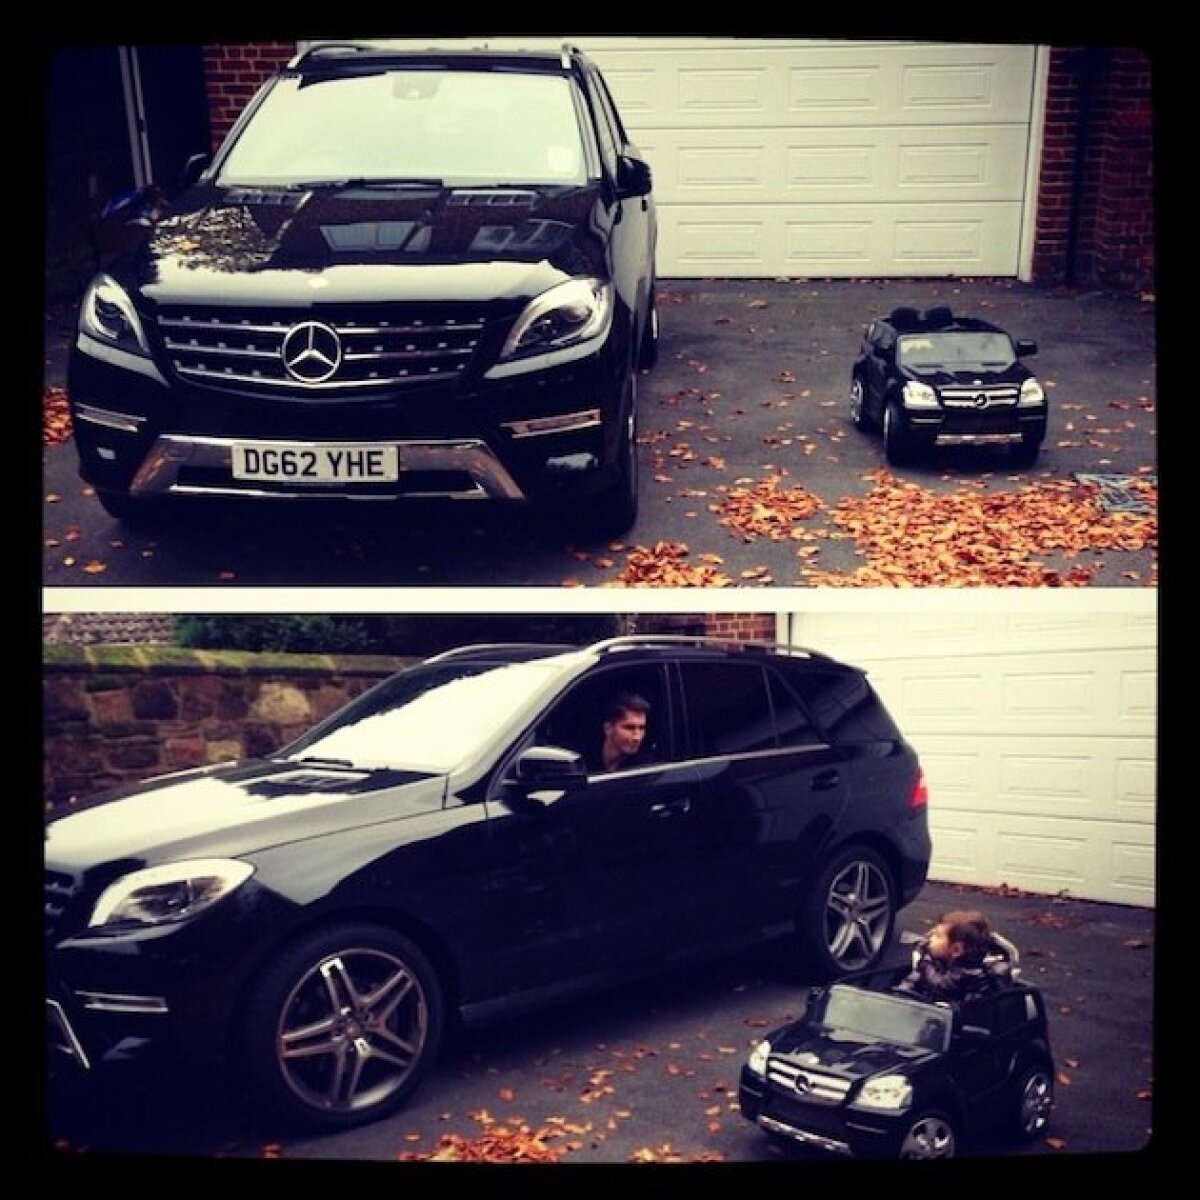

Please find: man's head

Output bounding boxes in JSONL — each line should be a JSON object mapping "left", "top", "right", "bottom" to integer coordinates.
{"left": 601, "top": 692, "right": 650, "bottom": 767}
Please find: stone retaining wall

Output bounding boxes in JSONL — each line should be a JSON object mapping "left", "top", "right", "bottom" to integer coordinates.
{"left": 43, "top": 646, "right": 414, "bottom": 809}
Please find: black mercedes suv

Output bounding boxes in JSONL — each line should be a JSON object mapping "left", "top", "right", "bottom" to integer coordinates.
{"left": 67, "top": 42, "right": 658, "bottom": 538}
{"left": 46, "top": 635, "right": 930, "bottom": 1132}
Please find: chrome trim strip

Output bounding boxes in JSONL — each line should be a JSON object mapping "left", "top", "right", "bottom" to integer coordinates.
{"left": 934, "top": 432, "right": 1022, "bottom": 445}
{"left": 47, "top": 998, "right": 92, "bottom": 1070}
{"left": 76, "top": 990, "right": 169, "bottom": 1014}
{"left": 502, "top": 409, "right": 602, "bottom": 439}
{"left": 73, "top": 403, "right": 147, "bottom": 434}
{"left": 758, "top": 1114, "right": 852, "bottom": 1156}
{"left": 130, "top": 435, "right": 527, "bottom": 502}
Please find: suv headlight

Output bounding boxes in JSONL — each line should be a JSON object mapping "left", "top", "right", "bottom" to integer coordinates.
{"left": 853, "top": 1074, "right": 913, "bottom": 1111}
{"left": 79, "top": 273, "right": 152, "bottom": 357}
{"left": 901, "top": 380, "right": 939, "bottom": 410}
{"left": 497, "top": 277, "right": 614, "bottom": 365}
{"left": 88, "top": 859, "right": 254, "bottom": 931}
{"left": 1018, "top": 377, "right": 1046, "bottom": 407}
{"left": 746, "top": 1038, "right": 772, "bottom": 1078}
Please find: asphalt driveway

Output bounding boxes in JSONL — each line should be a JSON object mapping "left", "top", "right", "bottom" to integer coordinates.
{"left": 42, "top": 277, "right": 1157, "bottom": 589}
{"left": 45, "top": 881, "right": 1155, "bottom": 1168}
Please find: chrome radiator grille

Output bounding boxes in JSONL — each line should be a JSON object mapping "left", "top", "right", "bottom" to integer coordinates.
{"left": 766, "top": 1059, "right": 853, "bottom": 1103}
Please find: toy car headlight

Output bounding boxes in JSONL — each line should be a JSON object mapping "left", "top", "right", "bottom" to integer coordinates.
{"left": 746, "top": 1038, "right": 772, "bottom": 1078}
{"left": 1018, "top": 377, "right": 1046, "bottom": 407}
{"left": 902, "top": 380, "right": 939, "bottom": 409}
{"left": 853, "top": 1074, "right": 913, "bottom": 1111}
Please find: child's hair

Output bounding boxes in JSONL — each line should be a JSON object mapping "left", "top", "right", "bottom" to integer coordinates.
{"left": 938, "top": 910, "right": 992, "bottom": 960}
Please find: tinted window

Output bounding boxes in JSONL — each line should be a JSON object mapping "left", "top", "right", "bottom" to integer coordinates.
{"left": 779, "top": 665, "right": 901, "bottom": 744}
{"left": 680, "top": 662, "right": 775, "bottom": 756}
{"left": 767, "top": 670, "right": 819, "bottom": 747}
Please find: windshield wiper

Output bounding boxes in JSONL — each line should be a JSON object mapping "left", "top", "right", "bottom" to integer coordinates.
{"left": 291, "top": 177, "right": 444, "bottom": 191}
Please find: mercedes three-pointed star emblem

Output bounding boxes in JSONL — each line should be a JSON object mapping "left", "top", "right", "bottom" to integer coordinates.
{"left": 281, "top": 320, "right": 342, "bottom": 384}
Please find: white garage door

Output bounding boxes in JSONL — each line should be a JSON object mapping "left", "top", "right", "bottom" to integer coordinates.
{"left": 778, "top": 598, "right": 1157, "bottom": 907}
{"left": 361, "top": 37, "right": 1040, "bottom": 278}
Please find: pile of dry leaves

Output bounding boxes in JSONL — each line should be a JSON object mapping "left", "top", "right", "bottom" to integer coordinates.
{"left": 44, "top": 386, "right": 72, "bottom": 445}
{"left": 712, "top": 475, "right": 823, "bottom": 542}
{"left": 803, "top": 471, "right": 1157, "bottom": 587}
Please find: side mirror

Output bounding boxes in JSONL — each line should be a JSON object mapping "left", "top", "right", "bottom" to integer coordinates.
{"left": 1014, "top": 338, "right": 1038, "bottom": 358}
{"left": 508, "top": 746, "right": 587, "bottom": 810}
{"left": 181, "top": 152, "right": 212, "bottom": 191}
{"left": 615, "top": 154, "right": 653, "bottom": 200}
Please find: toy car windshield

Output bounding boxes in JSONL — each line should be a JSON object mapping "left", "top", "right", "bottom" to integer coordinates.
{"left": 814, "top": 984, "right": 952, "bottom": 1051}
{"left": 897, "top": 331, "right": 1018, "bottom": 372}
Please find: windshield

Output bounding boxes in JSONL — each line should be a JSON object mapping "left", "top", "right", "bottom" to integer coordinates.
{"left": 281, "top": 657, "right": 570, "bottom": 772}
{"left": 897, "top": 331, "right": 1017, "bottom": 372}
{"left": 816, "top": 985, "right": 951, "bottom": 1052}
{"left": 217, "top": 70, "right": 588, "bottom": 187}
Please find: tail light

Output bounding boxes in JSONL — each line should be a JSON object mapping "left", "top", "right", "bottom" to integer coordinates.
{"left": 909, "top": 768, "right": 928, "bottom": 810}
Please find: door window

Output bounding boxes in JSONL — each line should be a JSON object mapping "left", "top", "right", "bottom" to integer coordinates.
{"left": 679, "top": 662, "right": 775, "bottom": 757}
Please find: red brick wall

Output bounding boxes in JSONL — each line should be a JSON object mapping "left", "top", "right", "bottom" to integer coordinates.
{"left": 702, "top": 614, "right": 777, "bottom": 642}
{"left": 202, "top": 42, "right": 296, "bottom": 149}
{"left": 1034, "top": 47, "right": 1155, "bottom": 294}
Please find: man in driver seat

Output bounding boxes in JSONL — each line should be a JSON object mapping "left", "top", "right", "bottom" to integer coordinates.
{"left": 590, "top": 692, "right": 651, "bottom": 773}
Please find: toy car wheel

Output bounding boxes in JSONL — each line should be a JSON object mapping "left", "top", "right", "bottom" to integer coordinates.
{"left": 1011, "top": 1064, "right": 1055, "bottom": 1140}
{"left": 883, "top": 401, "right": 915, "bottom": 466}
{"left": 1009, "top": 435, "right": 1041, "bottom": 468}
{"left": 897, "top": 1108, "right": 959, "bottom": 1158}
{"left": 796, "top": 844, "right": 895, "bottom": 977}
{"left": 237, "top": 922, "right": 444, "bottom": 1132}
{"left": 849, "top": 374, "right": 868, "bottom": 429}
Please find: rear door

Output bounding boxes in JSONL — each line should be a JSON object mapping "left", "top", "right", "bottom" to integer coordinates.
{"left": 674, "top": 658, "right": 851, "bottom": 944}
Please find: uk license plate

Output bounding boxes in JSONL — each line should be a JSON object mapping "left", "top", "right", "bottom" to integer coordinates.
{"left": 231, "top": 443, "right": 399, "bottom": 484}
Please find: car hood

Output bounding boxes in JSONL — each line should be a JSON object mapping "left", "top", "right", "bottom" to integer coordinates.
{"left": 903, "top": 362, "right": 1032, "bottom": 388}
{"left": 768, "top": 1022, "right": 934, "bottom": 1081}
{"left": 44, "top": 757, "right": 447, "bottom": 871}
{"left": 119, "top": 181, "right": 609, "bottom": 307}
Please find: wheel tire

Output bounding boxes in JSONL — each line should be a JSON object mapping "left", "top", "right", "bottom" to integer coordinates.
{"left": 637, "top": 286, "right": 659, "bottom": 371}
{"left": 1010, "top": 435, "right": 1041, "bottom": 468}
{"left": 883, "top": 401, "right": 915, "bottom": 466}
{"left": 1011, "top": 1064, "right": 1054, "bottom": 1140}
{"left": 571, "top": 377, "right": 639, "bottom": 540}
{"left": 237, "top": 923, "right": 444, "bottom": 1132}
{"left": 849, "top": 374, "right": 868, "bottom": 429}
{"left": 795, "top": 845, "right": 896, "bottom": 978}
{"left": 95, "top": 489, "right": 163, "bottom": 527}
{"left": 897, "top": 1108, "right": 959, "bottom": 1159}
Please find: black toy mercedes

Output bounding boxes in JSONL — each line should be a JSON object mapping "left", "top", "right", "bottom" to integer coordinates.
{"left": 849, "top": 305, "right": 1048, "bottom": 467}
{"left": 738, "top": 959, "right": 1055, "bottom": 1159}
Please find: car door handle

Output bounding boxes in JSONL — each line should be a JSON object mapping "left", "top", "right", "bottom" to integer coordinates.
{"left": 811, "top": 769, "right": 841, "bottom": 792}
{"left": 650, "top": 798, "right": 692, "bottom": 817}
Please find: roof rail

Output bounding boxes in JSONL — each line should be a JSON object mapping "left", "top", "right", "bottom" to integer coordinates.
{"left": 290, "top": 42, "right": 377, "bottom": 69}
{"left": 424, "top": 642, "right": 578, "bottom": 664}
{"left": 584, "top": 634, "right": 832, "bottom": 660}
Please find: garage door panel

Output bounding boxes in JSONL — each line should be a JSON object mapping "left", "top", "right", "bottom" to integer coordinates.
{"left": 662, "top": 203, "right": 1023, "bottom": 276}
{"left": 649, "top": 126, "right": 1028, "bottom": 204}
{"left": 785, "top": 606, "right": 1156, "bottom": 906}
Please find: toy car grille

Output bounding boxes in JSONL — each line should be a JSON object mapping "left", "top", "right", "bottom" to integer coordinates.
{"left": 157, "top": 304, "right": 486, "bottom": 393}
{"left": 767, "top": 1059, "right": 852, "bottom": 1102}
{"left": 940, "top": 385, "right": 1020, "bottom": 409}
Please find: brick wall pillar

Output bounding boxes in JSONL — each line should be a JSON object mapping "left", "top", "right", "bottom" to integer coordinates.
{"left": 702, "top": 614, "right": 777, "bottom": 642}
{"left": 202, "top": 42, "right": 297, "bottom": 150}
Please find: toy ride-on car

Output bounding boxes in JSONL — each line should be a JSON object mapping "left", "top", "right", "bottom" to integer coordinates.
{"left": 738, "top": 954, "right": 1055, "bottom": 1159}
{"left": 849, "top": 305, "right": 1048, "bottom": 468}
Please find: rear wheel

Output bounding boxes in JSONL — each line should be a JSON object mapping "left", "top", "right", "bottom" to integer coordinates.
{"left": 1011, "top": 1064, "right": 1054, "bottom": 1140}
{"left": 795, "top": 845, "right": 895, "bottom": 977}
{"left": 237, "top": 923, "right": 444, "bottom": 1132}
{"left": 897, "top": 1109, "right": 958, "bottom": 1159}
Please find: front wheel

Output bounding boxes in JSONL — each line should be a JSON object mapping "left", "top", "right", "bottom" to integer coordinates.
{"left": 897, "top": 1109, "right": 959, "bottom": 1159}
{"left": 569, "top": 378, "right": 639, "bottom": 541}
{"left": 795, "top": 845, "right": 895, "bottom": 977}
{"left": 237, "top": 923, "right": 445, "bottom": 1132}
{"left": 883, "top": 401, "right": 916, "bottom": 466}
{"left": 637, "top": 287, "right": 660, "bottom": 371}
{"left": 849, "top": 374, "right": 868, "bottom": 429}
{"left": 1009, "top": 435, "right": 1042, "bottom": 468}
